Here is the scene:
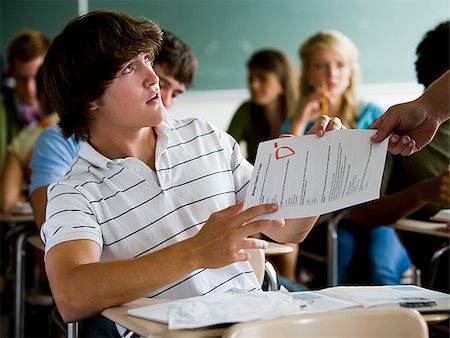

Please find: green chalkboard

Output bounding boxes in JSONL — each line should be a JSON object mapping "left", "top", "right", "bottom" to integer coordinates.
{"left": 2, "top": 0, "right": 448, "bottom": 91}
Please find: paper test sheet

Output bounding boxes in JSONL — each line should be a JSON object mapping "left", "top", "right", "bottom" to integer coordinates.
{"left": 244, "top": 130, "right": 388, "bottom": 219}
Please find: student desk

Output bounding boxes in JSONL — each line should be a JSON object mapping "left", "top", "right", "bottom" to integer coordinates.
{"left": 100, "top": 243, "right": 294, "bottom": 337}
{"left": 391, "top": 218, "right": 450, "bottom": 238}
{"left": 390, "top": 218, "right": 450, "bottom": 288}
{"left": 101, "top": 294, "right": 446, "bottom": 338}
{"left": 326, "top": 215, "right": 450, "bottom": 287}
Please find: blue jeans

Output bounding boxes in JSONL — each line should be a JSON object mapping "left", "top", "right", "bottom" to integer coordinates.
{"left": 337, "top": 226, "right": 413, "bottom": 285}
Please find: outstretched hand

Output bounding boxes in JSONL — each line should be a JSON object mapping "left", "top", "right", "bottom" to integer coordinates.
{"left": 369, "top": 100, "right": 441, "bottom": 156}
{"left": 370, "top": 71, "right": 450, "bottom": 156}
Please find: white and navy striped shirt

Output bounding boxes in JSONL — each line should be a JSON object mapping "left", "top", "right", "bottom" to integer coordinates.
{"left": 41, "top": 118, "right": 260, "bottom": 298}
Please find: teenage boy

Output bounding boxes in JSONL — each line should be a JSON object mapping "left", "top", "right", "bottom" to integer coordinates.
{"left": 40, "top": 10, "right": 320, "bottom": 334}
{"left": 29, "top": 28, "right": 198, "bottom": 228}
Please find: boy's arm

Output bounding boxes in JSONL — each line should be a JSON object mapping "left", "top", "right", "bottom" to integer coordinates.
{"left": 30, "top": 186, "right": 48, "bottom": 229}
{"left": 46, "top": 238, "right": 201, "bottom": 323}
{"left": 45, "top": 202, "right": 283, "bottom": 323}
{"left": 262, "top": 216, "right": 319, "bottom": 244}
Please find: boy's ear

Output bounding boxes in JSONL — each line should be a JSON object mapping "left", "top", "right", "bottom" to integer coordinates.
{"left": 88, "top": 101, "right": 99, "bottom": 111}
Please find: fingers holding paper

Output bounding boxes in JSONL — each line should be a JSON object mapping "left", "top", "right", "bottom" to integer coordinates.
{"left": 307, "top": 115, "right": 346, "bottom": 137}
{"left": 191, "top": 202, "right": 285, "bottom": 268}
{"left": 369, "top": 100, "right": 441, "bottom": 156}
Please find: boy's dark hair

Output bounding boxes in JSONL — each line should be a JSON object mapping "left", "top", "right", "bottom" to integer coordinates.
{"left": 155, "top": 30, "right": 197, "bottom": 88}
{"left": 42, "top": 10, "right": 163, "bottom": 140}
{"left": 415, "top": 20, "right": 449, "bottom": 88}
{"left": 8, "top": 30, "right": 51, "bottom": 72}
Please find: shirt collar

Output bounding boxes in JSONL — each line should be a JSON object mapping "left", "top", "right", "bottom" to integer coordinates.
{"left": 78, "top": 120, "right": 174, "bottom": 170}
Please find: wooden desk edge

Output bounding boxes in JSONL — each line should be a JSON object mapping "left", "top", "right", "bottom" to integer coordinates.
{"left": 392, "top": 218, "right": 450, "bottom": 238}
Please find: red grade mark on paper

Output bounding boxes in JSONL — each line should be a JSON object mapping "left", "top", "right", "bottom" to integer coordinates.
{"left": 274, "top": 142, "right": 295, "bottom": 160}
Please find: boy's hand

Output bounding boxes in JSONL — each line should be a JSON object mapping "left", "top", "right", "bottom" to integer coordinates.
{"left": 191, "top": 201, "right": 284, "bottom": 269}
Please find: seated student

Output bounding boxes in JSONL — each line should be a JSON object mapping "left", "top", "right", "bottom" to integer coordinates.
{"left": 37, "top": 11, "right": 344, "bottom": 334}
{"left": 0, "top": 68, "right": 57, "bottom": 213}
{"left": 280, "top": 30, "right": 408, "bottom": 286}
{"left": 38, "top": 10, "right": 340, "bottom": 336}
{"left": 227, "top": 49, "right": 300, "bottom": 284}
{"left": 153, "top": 29, "right": 197, "bottom": 109}
{"left": 29, "top": 28, "right": 198, "bottom": 229}
{"left": 228, "top": 49, "right": 298, "bottom": 164}
{"left": 28, "top": 30, "right": 198, "bottom": 336}
{"left": 283, "top": 30, "right": 383, "bottom": 135}
{"left": 0, "top": 30, "right": 51, "bottom": 171}
{"left": 346, "top": 20, "right": 449, "bottom": 289}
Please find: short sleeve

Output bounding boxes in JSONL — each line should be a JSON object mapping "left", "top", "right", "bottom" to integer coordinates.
{"left": 216, "top": 124, "right": 254, "bottom": 202}
{"left": 41, "top": 182, "right": 103, "bottom": 256}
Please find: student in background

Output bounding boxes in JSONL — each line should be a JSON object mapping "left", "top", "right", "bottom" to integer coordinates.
{"left": 0, "top": 30, "right": 51, "bottom": 171}
{"left": 154, "top": 29, "right": 197, "bottom": 109}
{"left": 282, "top": 30, "right": 383, "bottom": 135}
{"left": 39, "top": 10, "right": 322, "bottom": 335}
{"left": 227, "top": 49, "right": 300, "bottom": 284}
{"left": 228, "top": 49, "right": 298, "bottom": 164}
{"left": 347, "top": 20, "right": 449, "bottom": 290}
{"left": 282, "top": 30, "right": 408, "bottom": 287}
{"left": 29, "top": 28, "right": 198, "bottom": 229}
{"left": 0, "top": 68, "right": 57, "bottom": 213}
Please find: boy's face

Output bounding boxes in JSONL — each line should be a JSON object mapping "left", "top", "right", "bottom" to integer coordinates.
{"left": 10, "top": 56, "right": 44, "bottom": 108}
{"left": 91, "top": 53, "right": 167, "bottom": 130}
{"left": 154, "top": 64, "right": 186, "bottom": 110}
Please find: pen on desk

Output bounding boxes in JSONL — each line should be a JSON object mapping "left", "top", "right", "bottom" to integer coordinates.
{"left": 321, "top": 83, "right": 329, "bottom": 116}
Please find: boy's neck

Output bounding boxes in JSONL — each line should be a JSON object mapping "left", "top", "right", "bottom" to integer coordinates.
{"left": 89, "top": 127, "right": 157, "bottom": 169}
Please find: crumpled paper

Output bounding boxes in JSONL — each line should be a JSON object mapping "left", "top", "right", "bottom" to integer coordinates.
{"left": 166, "top": 289, "right": 302, "bottom": 329}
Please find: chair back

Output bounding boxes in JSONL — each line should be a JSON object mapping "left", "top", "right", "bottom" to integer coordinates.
{"left": 246, "top": 249, "right": 265, "bottom": 287}
{"left": 222, "top": 308, "right": 429, "bottom": 338}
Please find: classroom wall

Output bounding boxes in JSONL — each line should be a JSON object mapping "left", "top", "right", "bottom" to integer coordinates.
{"left": 1, "top": 0, "right": 448, "bottom": 91}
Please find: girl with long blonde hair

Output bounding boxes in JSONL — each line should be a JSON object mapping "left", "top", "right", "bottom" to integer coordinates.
{"left": 284, "top": 30, "right": 383, "bottom": 135}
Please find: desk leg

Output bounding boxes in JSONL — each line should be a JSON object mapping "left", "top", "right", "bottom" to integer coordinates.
{"left": 67, "top": 322, "right": 78, "bottom": 338}
{"left": 15, "top": 230, "right": 29, "bottom": 338}
{"left": 426, "top": 243, "right": 449, "bottom": 288}
{"left": 327, "top": 220, "right": 338, "bottom": 286}
{"left": 5, "top": 224, "right": 29, "bottom": 285}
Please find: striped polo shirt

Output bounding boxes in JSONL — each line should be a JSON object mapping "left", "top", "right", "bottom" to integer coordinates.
{"left": 41, "top": 118, "right": 260, "bottom": 298}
